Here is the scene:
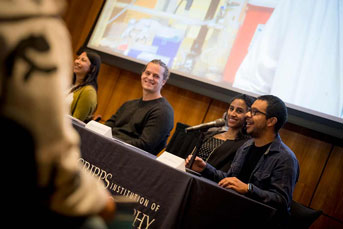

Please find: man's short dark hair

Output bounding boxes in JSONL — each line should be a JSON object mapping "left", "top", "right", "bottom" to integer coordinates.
{"left": 257, "top": 95, "right": 288, "bottom": 133}
{"left": 142, "top": 59, "right": 170, "bottom": 81}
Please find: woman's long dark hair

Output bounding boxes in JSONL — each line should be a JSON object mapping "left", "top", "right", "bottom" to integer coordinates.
{"left": 71, "top": 50, "right": 101, "bottom": 92}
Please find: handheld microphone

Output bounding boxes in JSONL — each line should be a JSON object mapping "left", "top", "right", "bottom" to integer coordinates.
{"left": 185, "top": 118, "right": 226, "bottom": 133}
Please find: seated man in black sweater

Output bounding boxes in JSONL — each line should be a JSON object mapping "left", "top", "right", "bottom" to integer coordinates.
{"left": 105, "top": 59, "right": 174, "bottom": 155}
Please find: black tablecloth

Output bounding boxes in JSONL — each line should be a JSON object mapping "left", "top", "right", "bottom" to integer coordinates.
{"left": 72, "top": 120, "right": 275, "bottom": 228}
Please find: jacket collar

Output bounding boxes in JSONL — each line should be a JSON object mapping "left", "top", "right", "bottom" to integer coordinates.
{"left": 243, "top": 134, "right": 282, "bottom": 155}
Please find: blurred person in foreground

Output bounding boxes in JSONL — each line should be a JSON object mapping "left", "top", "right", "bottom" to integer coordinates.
{"left": 0, "top": 0, "right": 116, "bottom": 228}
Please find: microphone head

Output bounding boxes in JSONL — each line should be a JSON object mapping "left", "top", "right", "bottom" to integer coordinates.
{"left": 214, "top": 118, "right": 226, "bottom": 127}
{"left": 184, "top": 118, "right": 226, "bottom": 133}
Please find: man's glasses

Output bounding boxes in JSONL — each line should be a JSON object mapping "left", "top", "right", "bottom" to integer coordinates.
{"left": 247, "top": 108, "right": 268, "bottom": 117}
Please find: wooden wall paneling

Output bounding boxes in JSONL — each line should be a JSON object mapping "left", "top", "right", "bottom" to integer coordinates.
{"left": 100, "top": 70, "right": 143, "bottom": 122}
{"left": 61, "top": 0, "right": 72, "bottom": 21}
{"left": 63, "top": 0, "right": 103, "bottom": 54}
{"left": 310, "top": 214, "right": 343, "bottom": 229}
{"left": 202, "top": 99, "right": 228, "bottom": 123}
{"left": 279, "top": 128, "right": 331, "bottom": 205}
{"left": 311, "top": 146, "right": 343, "bottom": 222}
{"left": 77, "top": 0, "right": 104, "bottom": 52}
{"left": 162, "top": 84, "right": 211, "bottom": 126}
{"left": 162, "top": 83, "right": 212, "bottom": 145}
{"left": 93, "top": 64, "right": 121, "bottom": 120}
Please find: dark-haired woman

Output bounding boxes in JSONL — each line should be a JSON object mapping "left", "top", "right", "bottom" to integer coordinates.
{"left": 187, "top": 94, "right": 256, "bottom": 172}
{"left": 67, "top": 51, "right": 101, "bottom": 122}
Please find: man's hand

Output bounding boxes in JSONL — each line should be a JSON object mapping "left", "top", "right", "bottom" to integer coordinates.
{"left": 218, "top": 177, "right": 249, "bottom": 194}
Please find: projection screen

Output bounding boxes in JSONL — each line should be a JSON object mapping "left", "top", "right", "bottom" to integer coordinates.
{"left": 85, "top": 0, "right": 343, "bottom": 139}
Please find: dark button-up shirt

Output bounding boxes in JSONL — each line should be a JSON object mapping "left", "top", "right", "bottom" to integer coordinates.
{"left": 202, "top": 135, "right": 299, "bottom": 217}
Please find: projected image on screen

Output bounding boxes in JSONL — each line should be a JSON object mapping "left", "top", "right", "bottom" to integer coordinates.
{"left": 88, "top": 0, "right": 343, "bottom": 123}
